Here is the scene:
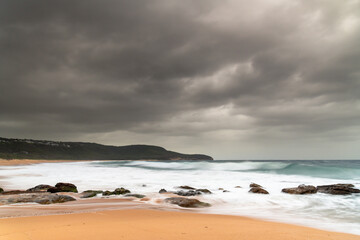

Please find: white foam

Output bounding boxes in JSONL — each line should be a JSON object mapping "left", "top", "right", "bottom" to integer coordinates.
{"left": 1, "top": 161, "right": 359, "bottom": 235}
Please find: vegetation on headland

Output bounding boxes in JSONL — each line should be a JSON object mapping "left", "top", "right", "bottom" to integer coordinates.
{"left": 0, "top": 137, "right": 213, "bottom": 161}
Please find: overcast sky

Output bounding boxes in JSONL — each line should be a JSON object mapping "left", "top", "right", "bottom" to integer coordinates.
{"left": 1, "top": 0, "right": 360, "bottom": 159}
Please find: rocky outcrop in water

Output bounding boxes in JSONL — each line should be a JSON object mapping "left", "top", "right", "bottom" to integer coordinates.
{"left": 178, "top": 186, "right": 196, "bottom": 190}
{"left": 250, "top": 183, "right": 262, "bottom": 188}
{"left": 175, "top": 188, "right": 212, "bottom": 196}
{"left": 196, "top": 189, "right": 212, "bottom": 194}
{"left": 175, "top": 190, "right": 201, "bottom": 196}
{"left": 165, "top": 197, "right": 211, "bottom": 208}
{"left": 159, "top": 189, "right": 167, "bottom": 193}
{"left": 27, "top": 184, "right": 53, "bottom": 192}
{"left": 249, "top": 187, "right": 269, "bottom": 194}
{"left": 80, "top": 190, "right": 103, "bottom": 198}
{"left": 47, "top": 183, "right": 78, "bottom": 193}
{"left": 124, "top": 194, "right": 146, "bottom": 198}
{"left": 317, "top": 184, "right": 360, "bottom": 195}
{"left": 102, "top": 187, "right": 131, "bottom": 196}
{"left": 282, "top": 184, "right": 317, "bottom": 194}
{"left": 0, "top": 193, "right": 76, "bottom": 205}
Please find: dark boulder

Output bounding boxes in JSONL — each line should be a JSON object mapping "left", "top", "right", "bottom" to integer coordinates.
{"left": 80, "top": 190, "right": 103, "bottom": 198}
{"left": 114, "top": 187, "right": 130, "bottom": 195}
{"left": 196, "top": 189, "right": 212, "bottom": 194}
{"left": 102, "top": 188, "right": 130, "bottom": 196}
{"left": 317, "top": 184, "right": 360, "bottom": 195}
{"left": 282, "top": 184, "right": 317, "bottom": 194}
{"left": 0, "top": 193, "right": 76, "bottom": 205}
{"left": 47, "top": 182, "right": 78, "bottom": 193}
{"left": 124, "top": 194, "right": 146, "bottom": 198}
{"left": 250, "top": 183, "right": 262, "bottom": 188}
{"left": 178, "top": 186, "right": 196, "bottom": 190}
{"left": 0, "top": 187, "right": 3, "bottom": 193}
{"left": 159, "top": 189, "right": 167, "bottom": 193}
{"left": 27, "top": 184, "right": 53, "bottom": 192}
{"left": 234, "top": 186, "right": 242, "bottom": 188}
{"left": 249, "top": 187, "right": 269, "bottom": 194}
{"left": 175, "top": 190, "right": 201, "bottom": 196}
{"left": 165, "top": 197, "right": 211, "bottom": 208}
{"left": 102, "top": 190, "right": 113, "bottom": 196}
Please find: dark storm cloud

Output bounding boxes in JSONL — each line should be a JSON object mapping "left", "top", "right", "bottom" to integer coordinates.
{"left": 1, "top": 0, "right": 360, "bottom": 158}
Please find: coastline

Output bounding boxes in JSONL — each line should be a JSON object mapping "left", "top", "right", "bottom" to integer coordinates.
{"left": 0, "top": 208, "right": 358, "bottom": 240}
{"left": 0, "top": 159, "right": 193, "bottom": 166}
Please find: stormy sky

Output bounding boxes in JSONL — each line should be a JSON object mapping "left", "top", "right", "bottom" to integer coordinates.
{"left": 1, "top": 0, "right": 360, "bottom": 159}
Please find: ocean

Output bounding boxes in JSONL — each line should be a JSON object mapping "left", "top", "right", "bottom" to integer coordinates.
{"left": 1, "top": 160, "right": 359, "bottom": 235}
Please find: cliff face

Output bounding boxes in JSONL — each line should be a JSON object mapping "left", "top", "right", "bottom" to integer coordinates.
{"left": 0, "top": 137, "right": 213, "bottom": 161}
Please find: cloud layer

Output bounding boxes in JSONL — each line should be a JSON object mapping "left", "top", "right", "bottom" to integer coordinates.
{"left": 1, "top": 0, "right": 360, "bottom": 159}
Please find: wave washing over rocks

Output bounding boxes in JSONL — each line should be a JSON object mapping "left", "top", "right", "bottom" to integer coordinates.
{"left": 0, "top": 160, "right": 360, "bottom": 235}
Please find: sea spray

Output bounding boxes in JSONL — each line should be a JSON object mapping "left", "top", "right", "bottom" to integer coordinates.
{"left": 1, "top": 160, "right": 360, "bottom": 235}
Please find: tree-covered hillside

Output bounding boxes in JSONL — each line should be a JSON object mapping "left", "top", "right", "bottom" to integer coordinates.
{"left": 0, "top": 137, "right": 213, "bottom": 161}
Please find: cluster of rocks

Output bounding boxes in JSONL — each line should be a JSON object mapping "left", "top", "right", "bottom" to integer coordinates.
{"left": 159, "top": 185, "right": 212, "bottom": 208}
{"left": 282, "top": 184, "right": 360, "bottom": 195}
{"left": 1, "top": 182, "right": 358, "bottom": 209}
{"left": 159, "top": 185, "right": 212, "bottom": 196}
{"left": 248, "top": 183, "right": 269, "bottom": 194}
{"left": 0, "top": 183, "right": 146, "bottom": 205}
{"left": 245, "top": 182, "right": 360, "bottom": 196}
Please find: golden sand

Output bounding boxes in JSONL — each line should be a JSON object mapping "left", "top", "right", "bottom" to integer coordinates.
{"left": 0, "top": 209, "right": 358, "bottom": 240}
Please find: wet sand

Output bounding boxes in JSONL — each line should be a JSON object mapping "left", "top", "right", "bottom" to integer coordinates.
{"left": 0, "top": 208, "right": 358, "bottom": 240}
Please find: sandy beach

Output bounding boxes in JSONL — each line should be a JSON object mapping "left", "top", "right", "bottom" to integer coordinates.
{"left": 1, "top": 159, "right": 360, "bottom": 239}
{"left": 0, "top": 159, "right": 81, "bottom": 166}
{"left": 0, "top": 209, "right": 358, "bottom": 240}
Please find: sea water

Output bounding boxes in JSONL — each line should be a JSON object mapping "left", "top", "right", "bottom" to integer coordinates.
{"left": 1, "top": 160, "right": 359, "bottom": 235}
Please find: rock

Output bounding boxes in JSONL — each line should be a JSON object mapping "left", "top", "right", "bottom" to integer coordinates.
{"left": 223, "top": 190, "right": 230, "bottom": 192}
{"left": 178, "top": 185, "right": 196, "bottom": 190}
{"left": 218, "top": 188, "right": 224, "bottom": 190}
{"left": 1, "top": 190, "right": 35, "bottom": 195}
{"left": 282, "top": 184, "right": 317, "bottom": 194}
{"left": 250, "top": 183, "right": 262, "bottom": 188}
{"left": 0, "top": 187, "right": 3, "bottom": 193}
{"left": 27, "top": 184, "right": 53, "bottom": 192}
{"left": 317, "top": 184, "right": 360, "bottom": 195}
{"left": 102, "top": 190, "right": 113, "bottom": 196}
{"left": 175, "top": 190, "right": 201, "bottom": 196}
{"left": 113, "top": 187, "right": 130, "bottom": 195}
{"left": 47, "top": 182, "right": 78, "bottom": 193}
{"left": 80, "top": 190, "right": 102, "bottom": 198}
{"left": 124, "top": 194, "right": 146, "bottom": 198}
{"left": 196, "top": 189, "right": 212, "bottom": 194}
{"left": 142, "top": 184, "right": 147, "bottom": 187}
{"left": 159, "top": 189, "right": 167, "bottom": 193}
{"left": 0, "top": 193, "right": 76, "bottom": 205}
{"left": 249, "top": 187, "right": 269, "bottom": 194}
{"left": 102, "top": 188, "right": 130, "bottom": 196}
{"left": 83, "top": 190, "right": 103, "bottom": 194}
{"left": 165, "top": 197, "right": 211, "bottom": 208}
{"left": 234, "top": 186, "right": 242, "bottom": 188}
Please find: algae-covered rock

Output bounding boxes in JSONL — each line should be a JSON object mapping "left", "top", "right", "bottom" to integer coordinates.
{"left": 282, "top": 184, "right": 317, "bottom": 194}
{"left": 249, "top": 187, "right": 269, "bottom": 194}
{"left": 165, "top": 197, "right": 211, "bottom": 208}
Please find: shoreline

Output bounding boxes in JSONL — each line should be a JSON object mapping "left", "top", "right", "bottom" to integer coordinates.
{"left": 0, "top": 159, "right": 89, "bottom": 166}
{"left": 0, "top": 159, "right": 193, "bottom": 166}
{"left": 0, "top": 208, "right": 358, "bottom": 240}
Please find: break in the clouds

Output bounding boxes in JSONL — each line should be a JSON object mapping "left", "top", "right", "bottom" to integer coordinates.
{"left": 1, "top": 0, "right": 360, "bottom": 159}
